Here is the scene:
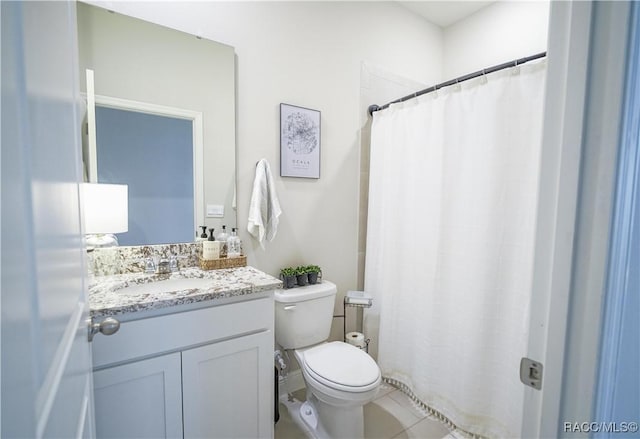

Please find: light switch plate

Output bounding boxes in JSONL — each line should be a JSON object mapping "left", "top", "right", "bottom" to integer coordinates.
{"left": 206, "top": 204, "right": 224, "bottom": 218}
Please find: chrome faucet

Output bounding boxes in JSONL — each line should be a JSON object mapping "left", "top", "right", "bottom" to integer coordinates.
{"left": 144, "top": 257, "right": 156, "bottom": 274}
{"left": 169, "top": 255, "right": 179, "bottom": 272}
{"left": 156, "top": 258, "right": 171, "bottom": 274}
{"left": 144, "top": 256, "right": 179, "bottom": 274}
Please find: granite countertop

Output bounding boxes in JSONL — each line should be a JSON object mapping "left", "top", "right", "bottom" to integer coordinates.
{"left": 89, "top": 266, "right": 282, "bottom": 318}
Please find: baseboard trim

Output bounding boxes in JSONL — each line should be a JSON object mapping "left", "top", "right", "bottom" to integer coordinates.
{"left": 278, "top": 369, "right": 305, "bottom": 397}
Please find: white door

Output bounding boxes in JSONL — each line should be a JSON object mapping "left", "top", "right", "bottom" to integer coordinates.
{"left": 523, "top": 1, "right": 633, "bottom": 437}
{"left": 1, "top": 1, "right": 95, "bottom": 437}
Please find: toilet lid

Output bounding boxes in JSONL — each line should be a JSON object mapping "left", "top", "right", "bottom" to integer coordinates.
{"left": 303, "top": 341, "right": 380, "bottom": 388}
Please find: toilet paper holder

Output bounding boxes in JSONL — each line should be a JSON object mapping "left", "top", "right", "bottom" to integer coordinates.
{"left": 343, "top": 291, "right": 373, "bottom": 353}
{"left": 344, "top": 290, "right": 373, "bottom": 307}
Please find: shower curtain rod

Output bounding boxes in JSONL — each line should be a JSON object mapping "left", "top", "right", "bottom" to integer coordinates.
{"left": 367, "top": 51, "right": 547, "bottom": 116}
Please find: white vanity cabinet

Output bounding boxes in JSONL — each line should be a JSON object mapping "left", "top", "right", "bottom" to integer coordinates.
{"left": 182, "top": 331, "right": 273, "bottom": 438}
{"left": 91, "top": 296, "right": 274, "bottom": 439}
{"left": 93, "top": 353, "right": 183, "bottom": 438}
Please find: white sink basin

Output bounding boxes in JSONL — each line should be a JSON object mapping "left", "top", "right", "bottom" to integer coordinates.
{"left": 116, "top": 278, "right": 212, "bottom": 296}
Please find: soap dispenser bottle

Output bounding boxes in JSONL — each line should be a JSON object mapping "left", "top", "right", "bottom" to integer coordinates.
{"left": 216, "top": 225, "right": 229, "bottom": 242}
{"left": 216, "top": 225, "right": 229, "bottom": 258}
{"left": 202, "top": 228, "right": 220, "bottom": 260}
{"left": 227, "top": 228, "right": 243, "bottom": 258}
{"left": 196, "top": 226, "right": 208, "bottom": 242}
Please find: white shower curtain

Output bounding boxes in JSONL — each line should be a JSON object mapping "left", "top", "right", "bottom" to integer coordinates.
{"left": 364, "top": 60, "right": 546, "bottom": 438}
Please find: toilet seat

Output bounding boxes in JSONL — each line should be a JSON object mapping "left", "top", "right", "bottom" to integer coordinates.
{"left": 300, "top": 342, "right": 381, "bottom": 393}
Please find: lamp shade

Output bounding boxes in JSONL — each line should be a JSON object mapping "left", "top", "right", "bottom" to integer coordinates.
{"left": 81, "top": 183, "right": 128, "bottom": 234}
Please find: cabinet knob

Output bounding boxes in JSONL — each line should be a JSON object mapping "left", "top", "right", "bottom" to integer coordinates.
{"left": 88, "top": 317, "right": 121, "bottom": 342}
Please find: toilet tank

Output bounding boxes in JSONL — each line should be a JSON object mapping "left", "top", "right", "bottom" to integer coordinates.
{"left": 274, "top": 281, "right": 337, "bottom": 349}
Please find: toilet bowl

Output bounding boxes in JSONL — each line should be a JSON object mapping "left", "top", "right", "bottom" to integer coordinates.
{"left": 297, "top": 344, "right": 380, "bottom": 438}
{"left": 274, "top": 281, "right": 381, "bottom": 438}
{"left": 296, "top": 342, "right": 381, "bottom": 407}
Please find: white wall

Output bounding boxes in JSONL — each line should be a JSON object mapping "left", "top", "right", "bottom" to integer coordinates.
{"left": 86, "top": 1, "right": 443, "bottom": 323}
{"left": 443, "top": 1, "right": 550, "bottom": 78}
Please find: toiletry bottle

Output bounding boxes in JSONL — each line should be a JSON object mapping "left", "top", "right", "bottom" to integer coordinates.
{"left": 227, "top": 228, "right": 242, "bottom": 258}
{"left": 203, "top": 228, "right": 220, "bottom": 260}
{"left": 216, "top": 225, "right": 229, "bottom": 242}
{"left": 216, "top": 225, "right": 229, "bottom": 258}
{"left": 196, "top": 226, "right": 208, "bottom": 242}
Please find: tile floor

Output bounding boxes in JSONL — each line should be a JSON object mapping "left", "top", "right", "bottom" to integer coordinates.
{"left": 275, "top": 383, "right": 458, "bottom": 439}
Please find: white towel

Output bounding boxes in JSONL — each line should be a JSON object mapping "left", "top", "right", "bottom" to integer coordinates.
{"left": 247, "top": 159, "right": 282, "bottom": 248}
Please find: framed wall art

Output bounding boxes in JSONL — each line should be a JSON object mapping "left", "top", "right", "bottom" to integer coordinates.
{"left": 280, "top": 103, "right": 320, "bottom": 178}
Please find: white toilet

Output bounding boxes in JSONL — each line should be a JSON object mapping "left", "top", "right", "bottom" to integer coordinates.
{"left": 274, "top": 281, "right": 381, "bottom": 439}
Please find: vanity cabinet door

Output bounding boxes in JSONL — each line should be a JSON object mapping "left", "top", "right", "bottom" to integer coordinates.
{"left": 93, "top": 352, "right": 183, "bottom": 439}
{"left": 182, "top": 330, "right": 274, "bottom": 439}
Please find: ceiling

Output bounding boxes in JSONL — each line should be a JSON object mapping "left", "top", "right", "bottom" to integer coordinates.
{"left": 398, "top": 1, "right": 495, "bottom": 28}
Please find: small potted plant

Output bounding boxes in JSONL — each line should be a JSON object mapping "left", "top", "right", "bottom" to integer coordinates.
{"left": 294, "top": 266, "right": 308, "bottom": 287}
{"left": 306, "top": 265, "right": 322, "bottom": 285}
{"left": 280, "top": 267, "right": 296, "bottom": 289}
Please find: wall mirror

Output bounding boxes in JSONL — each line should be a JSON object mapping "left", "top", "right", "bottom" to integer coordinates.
{"left": 77, "top": 2, "right": 236, "bottom": 246}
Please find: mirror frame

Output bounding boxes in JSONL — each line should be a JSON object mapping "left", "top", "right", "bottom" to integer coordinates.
{"left": 86, "top": 92, "right": 205, "bottom": 233}
{"left": 77, "top": 2, "right": 237, "bottom": 245}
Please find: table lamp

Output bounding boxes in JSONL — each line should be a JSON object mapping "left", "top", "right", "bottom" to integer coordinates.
{"left": 82, "top": 183, "right": 128, "bottom": 248}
